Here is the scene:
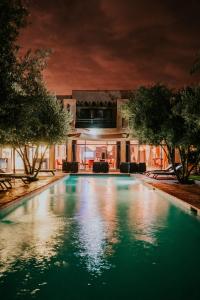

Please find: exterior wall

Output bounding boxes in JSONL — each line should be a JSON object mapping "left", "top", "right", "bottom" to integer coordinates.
{"left": 116, "top": 98, "right": 128, "bottom": 130}
{"left": 61, "top": 92, "right": 169, "bottom": 170}
{"left": 64, "top": 92, "right": 130, "bottom": 167}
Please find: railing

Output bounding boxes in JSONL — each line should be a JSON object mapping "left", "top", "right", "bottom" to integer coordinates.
{"left": 75, "top": 118, "right": 116, "bottom": 128}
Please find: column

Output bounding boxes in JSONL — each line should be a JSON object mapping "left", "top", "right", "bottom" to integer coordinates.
{"left": 116, "top": 141, "right": 121, "bottom": 169}
{"left": 126, "top": 141, "right": 130, "bottom": 162}
{"left": 120, "top": 140, "right": 126, "bottom": 163}
{"left": 49, "top": 145, "right": 55, "bottom": 169}
{"left": 72, "top": 140, "right": 76, "bottom": 162}
{"left": 67, "top": 139, "right": 72, "bottom": 162}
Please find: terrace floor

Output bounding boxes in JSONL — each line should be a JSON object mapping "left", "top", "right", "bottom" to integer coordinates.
{"left": 0, "top": 172, "right": 66, "bottom": 210}
{"left": 136, "top": 174, "right": 200, "bottom": 209}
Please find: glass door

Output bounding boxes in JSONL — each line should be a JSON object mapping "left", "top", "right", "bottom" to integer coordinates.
{"left": 76, "top": 140, "right": 117, "bottom": 170}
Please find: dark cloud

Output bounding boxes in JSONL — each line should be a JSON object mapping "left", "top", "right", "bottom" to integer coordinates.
{"left": 19, "top": 0, "right": 200, "bottom": 93}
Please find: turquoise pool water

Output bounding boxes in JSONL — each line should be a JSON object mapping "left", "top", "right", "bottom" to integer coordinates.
{"left": 0, "top": 175, "right": 200, "bottom": 300}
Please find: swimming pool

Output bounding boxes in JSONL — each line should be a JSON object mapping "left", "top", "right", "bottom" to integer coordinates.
{"left": 0, "top": 175, "right": 200, "bottom": 300}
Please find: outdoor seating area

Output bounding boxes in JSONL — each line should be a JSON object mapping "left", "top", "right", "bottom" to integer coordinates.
{"left": 0, "top": 167, "right": 57, "bottom": 194}
{"left": 61, "top": 161, "right": 148, "bottom": 174}
{"left": 0, "top": 172, "right": 65, "bottom": 209}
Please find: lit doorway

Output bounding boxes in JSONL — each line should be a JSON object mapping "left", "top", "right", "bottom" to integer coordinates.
{"left": 76, "top": 140, "right": 117, "bottom": 170}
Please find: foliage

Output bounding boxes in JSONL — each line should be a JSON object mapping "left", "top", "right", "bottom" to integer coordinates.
{"left": 123, "top": 84, "right": 200, "bottom": 183}
{"left": 122, "top": 85, "right": 173, "bottom": 145}
{"left": 0, "top": 2, "right": 71, "bottom": 177}
{"left": 0, "top": 0, "right": 27, "bottom": 142}
{"left": 174, "top": 86, "right": 200, "bottom": 179}
{"left": 6, "top": 50, "right": 72, "bottom": 177}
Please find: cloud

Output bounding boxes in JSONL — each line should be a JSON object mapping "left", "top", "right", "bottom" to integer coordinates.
{"left": 19, "top": 0, "right": 200, "bottom": 93}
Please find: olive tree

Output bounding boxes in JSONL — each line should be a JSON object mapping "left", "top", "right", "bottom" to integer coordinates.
{"left": 0, "top": 0, "right": 27, "bottom": 142}
{"left": 123, "top": 84, "right": 200, "bottom": 183}
{"left": 174, "top": 86, "right": 200, "bottom": 177}
{"left": 7, "top": 50, "right": 72, "bottom": 178}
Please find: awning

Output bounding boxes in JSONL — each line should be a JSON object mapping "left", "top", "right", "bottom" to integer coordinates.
{"left": 67, "top": 132, "right": 129, "bottom": 139}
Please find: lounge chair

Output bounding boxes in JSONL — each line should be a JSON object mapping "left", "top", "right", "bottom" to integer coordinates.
{"left": 150, "top": 164, "right": 182, "bottom": 179}
{"left": 145, "top": 163, "right": 181, "bottom": 176}
{"left": 0, "top": 172, "right": 35, "bottom": 184}
{"left": 34, "top": 169, "right": 56, "bottom": 176}
{"left": 145, "top": 164, "right": 173, "bottom": 176}
{"left": 0, "top": 178, "right": 12, "bottom": 190}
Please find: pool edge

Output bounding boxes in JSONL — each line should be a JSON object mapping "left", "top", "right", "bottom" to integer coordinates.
{"left": 0, "top": 175, "right": 69, "bottom": 218}
{"left": 133, "top": 174, "right": 200, "bottom": 217}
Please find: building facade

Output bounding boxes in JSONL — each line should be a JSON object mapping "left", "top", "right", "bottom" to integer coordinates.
{"left": 55, "top": 90, "right": 168, "bottom": 171}
{"left": 0, "top": 90, "right": 169, "bottom": 172}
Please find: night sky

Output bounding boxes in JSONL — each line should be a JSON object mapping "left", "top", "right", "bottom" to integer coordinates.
{"left": 19, "top": 0, "right": 200, "bottom": 94}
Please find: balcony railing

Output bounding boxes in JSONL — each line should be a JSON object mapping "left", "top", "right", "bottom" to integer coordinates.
{"left": 75, "top": 118, "right": 116, "bottom": 128}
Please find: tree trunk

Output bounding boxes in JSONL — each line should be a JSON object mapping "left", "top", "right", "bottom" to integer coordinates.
{"left": 33, "top": 145, "right": 48, "bottom": 178}
{"left": 14, "top": 144, "right": 49, "bottom": 180}
{"left": 165, "top": 143, "right": 182, "bottom": 183}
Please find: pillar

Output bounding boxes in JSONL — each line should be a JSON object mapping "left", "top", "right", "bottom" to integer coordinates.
{"left": 126, "top": 141, "right": 130, "bottom": 162}
{"left": 72, "top": 140, "right": 76, "bottom": 162}
{"left": 49, "top": 145, "right": 55, "bottom": 169}
{"left": 120, "top": 140, "right": 126, "bottom": 163}
{"left": 116, "top": 141, "right": 121, "bottom": 169}
{"left": 67, "top": 140, "right": 72, "bottom": 162}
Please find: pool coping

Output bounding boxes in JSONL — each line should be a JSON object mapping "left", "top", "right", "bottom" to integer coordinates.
{"left": 0, "top": 175, "right": 69, "bottom": 218}
{"left": 133, "top": 174, "right": 200, "bottom": 217}
{"left": 69, "top": 173, "right": 130, "bottom": 176}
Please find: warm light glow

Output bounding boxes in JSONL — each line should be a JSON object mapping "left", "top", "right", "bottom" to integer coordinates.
{"left": 128, "top": 183, "right": 169, "bottom": 244}
{"left": 0, "top": 187, "right": 66, "bottom": 276}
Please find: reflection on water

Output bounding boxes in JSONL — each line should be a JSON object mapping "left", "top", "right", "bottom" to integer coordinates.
{"left": 0, "top": 177, "right": 170, "bottom": 278}
{"left": 1, "top": 176, "right": 200, "bottom": 300}
{"left": 128, "top": 184, "right": 169, "bottom": 244}
{"left": 0, "top": 187, "right": 67, "bottom": 276}
{"left": 75, "top": 177, "right": 118, "bottom": 274}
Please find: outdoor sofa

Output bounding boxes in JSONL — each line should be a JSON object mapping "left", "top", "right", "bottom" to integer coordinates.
{"left": 93, "top": 162, "right": 109, "bottom": 173}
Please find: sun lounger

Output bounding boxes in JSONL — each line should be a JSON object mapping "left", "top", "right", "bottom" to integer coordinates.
{"left": 150, "top": 164, "right": 182, "bottom": 179}
{"left": 0, "top": 173, "right": 35, "bottom": 184}
{"left": 34, "top": 169, "right": 56, "bottom": 175}
{"left": 146, "top": 164, "right": 181, "bottom": 177}
{"left": 0, "top": 178, "right": 12, "bottom": 190}
{"left": 145, "top": 164, "right": 173, "bottom": 176}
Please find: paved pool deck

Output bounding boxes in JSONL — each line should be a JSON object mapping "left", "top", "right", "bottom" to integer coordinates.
{"left": 0, "top": 172, "right": 66, "bottom": 210}
{"left": 135, "top": 174, "right": 200, "bottom": 210}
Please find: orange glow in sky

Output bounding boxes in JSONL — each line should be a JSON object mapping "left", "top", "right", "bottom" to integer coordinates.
{"left": 19, "top": 0, "right": 200, "bottom": 94}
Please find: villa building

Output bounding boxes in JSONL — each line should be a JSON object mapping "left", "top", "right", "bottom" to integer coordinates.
{"left": 0, "top": 90, "right": 169, "bottom": 172}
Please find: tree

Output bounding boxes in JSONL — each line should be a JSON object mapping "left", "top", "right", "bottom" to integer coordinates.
{"left": 174, "top": 86, "right": 200, "bottom": 177}
{"left": 0, "top": 1, "right": 72, "bottom": 178}
{"left": 6, "top": 50, "right": 72, "bottom": 179}
{"left": 0, "top": 0, "right": 27, "bottom": 142}
{"left": 123, "top": 84, "right": 200, "bottom": 184}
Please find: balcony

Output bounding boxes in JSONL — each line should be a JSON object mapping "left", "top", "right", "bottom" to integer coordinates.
{"left": 75, "top": 118, "right": 116, "bottom": 128}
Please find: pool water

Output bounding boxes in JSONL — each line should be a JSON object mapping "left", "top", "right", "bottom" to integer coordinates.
{"left": 0, "top": 175, "right": 200, "bottom": 300}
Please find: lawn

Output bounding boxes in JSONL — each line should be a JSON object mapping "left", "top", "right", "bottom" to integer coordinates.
{"left": 190, "top": 175, "right": 200, "bottom": 181}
